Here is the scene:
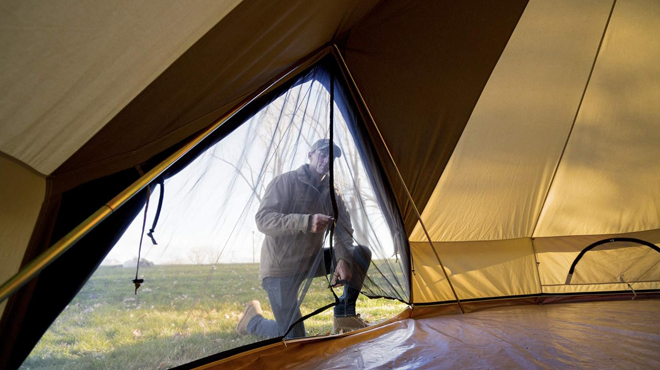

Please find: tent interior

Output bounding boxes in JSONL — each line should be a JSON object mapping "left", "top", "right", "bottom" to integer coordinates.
{"left": 1, "top": 0, "right": 660, "bottom": 369}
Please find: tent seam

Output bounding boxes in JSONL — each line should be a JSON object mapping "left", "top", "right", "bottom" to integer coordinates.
{"left": 530, "top": 0, "right": 617, "bottom": 239}
{"left": 0, "top": 151, "right": 47, "bottom": 178}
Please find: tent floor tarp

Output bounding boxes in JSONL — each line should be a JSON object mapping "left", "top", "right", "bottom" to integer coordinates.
{"left": 204, "top": 298, "right": 660, "bottom": 369}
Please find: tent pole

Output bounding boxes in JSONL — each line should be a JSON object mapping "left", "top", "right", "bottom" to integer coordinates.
{"left": 0, "top": 47, "right": 330, "bottom": 304}
{"left": 331, "top": 44, "right": 465, "bottom": 314}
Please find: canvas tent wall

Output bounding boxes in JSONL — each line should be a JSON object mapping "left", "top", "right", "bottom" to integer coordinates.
{"left": 1, "top": 0, "right": 660, "bottom": 369}
{"left": 407, "top": 0, "right": 660, "bottom": 302}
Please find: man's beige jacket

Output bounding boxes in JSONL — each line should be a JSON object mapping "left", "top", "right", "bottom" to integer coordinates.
{"left": 256, "top": 164, "right": 353, "bottom": 279}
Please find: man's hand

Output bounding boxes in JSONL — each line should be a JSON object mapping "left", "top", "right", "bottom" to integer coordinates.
{"left": 310, "top": 214, "right": 333, "bottom": 233}
{"left": 332, "top": 259, "right": 352, "bottom": 287}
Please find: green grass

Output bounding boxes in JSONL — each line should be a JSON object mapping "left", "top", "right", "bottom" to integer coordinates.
{"left": 21, "top": 264, "right": 407, "bottom": 370}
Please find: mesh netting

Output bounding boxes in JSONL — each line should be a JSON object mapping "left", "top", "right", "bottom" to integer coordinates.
{"left": 25, "top": 63, "right": 409, "bottom": 369}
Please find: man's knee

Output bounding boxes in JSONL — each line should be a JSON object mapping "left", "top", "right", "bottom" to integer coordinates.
{"left": 349, "top": 245, "right": 371, "bottom": 288}
{"left": 354, "top": 244, "right": 372, "bottom": 267}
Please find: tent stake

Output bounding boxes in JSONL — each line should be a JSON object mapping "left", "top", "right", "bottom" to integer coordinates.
{"left": 331, "top": 45, "right": 465, "bottom": 314}
{"left": 0, "top": 47, "right": 330, "bottom": 304}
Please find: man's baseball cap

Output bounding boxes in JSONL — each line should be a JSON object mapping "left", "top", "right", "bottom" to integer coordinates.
{"left": 310, "top": 139, "right": 342, "bottom": 158}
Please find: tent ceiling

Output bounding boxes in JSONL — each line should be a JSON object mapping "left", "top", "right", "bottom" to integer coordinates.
{"left": 0, "top": 0, "right": 245, "bottom": 175}
{"left": 50, "top": 0, "right": 379, "bottom": 193}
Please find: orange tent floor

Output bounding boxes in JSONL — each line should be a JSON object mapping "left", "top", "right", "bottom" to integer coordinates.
{"left": 207, "top": 298, "right": 660, "bottom": 369}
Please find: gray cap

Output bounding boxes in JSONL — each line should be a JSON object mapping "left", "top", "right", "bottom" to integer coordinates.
{"left": 310, "top": 139, "right": 342, "bottom": 158}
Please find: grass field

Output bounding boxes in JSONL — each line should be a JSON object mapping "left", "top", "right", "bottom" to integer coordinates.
{"left": 21, "top": 264, "right": 407, "bottom": 370}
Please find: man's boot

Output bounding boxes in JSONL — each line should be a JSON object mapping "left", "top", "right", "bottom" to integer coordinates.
{"left": 333, "top": 314, "right": 368, "bottom": 334}
{"left": 236, "top": 300, "right": 262, "bottom": 334}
